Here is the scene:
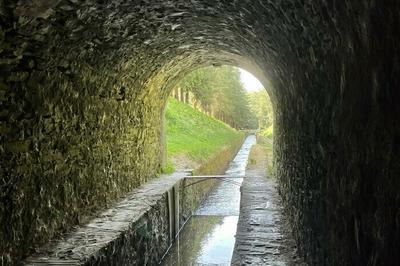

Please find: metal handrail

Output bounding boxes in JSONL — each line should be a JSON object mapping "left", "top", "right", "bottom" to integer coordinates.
{"left": 183, "top": 175, "right": 244, "bottom": 188}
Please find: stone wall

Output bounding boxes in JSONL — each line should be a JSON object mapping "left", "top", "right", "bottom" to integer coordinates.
{"left": 1, "top": 57, "right": 168, "bottom": 263}
{"left": 1, "top": 0, "right": 399, "bottom": 265}
{"left": 273, "top": 2, "right": 400, "bottom": 265}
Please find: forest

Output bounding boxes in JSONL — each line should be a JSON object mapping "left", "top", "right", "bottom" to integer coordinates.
{"left": 171, "top": 66, "right": 273, "bottom": 134}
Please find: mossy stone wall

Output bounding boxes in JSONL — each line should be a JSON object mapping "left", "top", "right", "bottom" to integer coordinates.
{"left": 1, "top": 64, "right": 167, "bottom": 263}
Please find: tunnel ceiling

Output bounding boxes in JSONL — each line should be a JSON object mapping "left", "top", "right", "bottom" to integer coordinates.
{"left": 6, "top": 0, "right": 337, "bottom": 100}
{"left": 1, "top": 0, "right": 399, "bottom": 265}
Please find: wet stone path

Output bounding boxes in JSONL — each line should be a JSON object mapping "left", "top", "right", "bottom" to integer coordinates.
{"left": 231, "top": 143, "right": 306, "bottom": 266}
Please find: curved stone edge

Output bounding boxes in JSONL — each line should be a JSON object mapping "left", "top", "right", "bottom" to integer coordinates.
{"left": 23, "top": 172, "right": 184, "bottom": 266}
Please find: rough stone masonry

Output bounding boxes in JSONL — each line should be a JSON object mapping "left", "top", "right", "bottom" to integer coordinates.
{"left": 0, "top": 1, "right": 399, "bottom": 265}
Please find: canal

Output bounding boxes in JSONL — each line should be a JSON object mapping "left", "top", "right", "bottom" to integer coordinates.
{"left": 161, "top": 135, "right": 256, "bottom": 265}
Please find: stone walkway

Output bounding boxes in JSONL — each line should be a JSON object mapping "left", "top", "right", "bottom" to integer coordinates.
{"left": 23, "top": 171, "right": 190, "bottom": 265}
{"left": 232, "top": 144, "right": 306, "bottom": 265}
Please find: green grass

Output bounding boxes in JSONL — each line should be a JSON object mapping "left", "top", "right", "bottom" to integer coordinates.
{"left": 260, "top": 124, "right": 274, "bottom": 138}
{"left": 161, "top": 160, "right": 176, "bottom": 174}
{"left": 165, "top": 98, "right": 243, "bottom": 168}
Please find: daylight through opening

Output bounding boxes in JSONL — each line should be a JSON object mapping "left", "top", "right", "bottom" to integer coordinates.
{"left": 163, "top": 65, "right": 273, "bottom": 174}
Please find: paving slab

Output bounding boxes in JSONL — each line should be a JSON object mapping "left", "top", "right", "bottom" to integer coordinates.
{"left": 232, "top": 144, "right": 307, "bottom": 266}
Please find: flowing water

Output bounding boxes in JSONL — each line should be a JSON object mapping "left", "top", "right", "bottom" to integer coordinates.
{"left": 161, "top": 135, "right": 256, "bottom": 265}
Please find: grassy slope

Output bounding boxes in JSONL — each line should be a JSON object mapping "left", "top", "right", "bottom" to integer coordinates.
{"left": 165, "top": 98, "right": 243, "bottom": 171}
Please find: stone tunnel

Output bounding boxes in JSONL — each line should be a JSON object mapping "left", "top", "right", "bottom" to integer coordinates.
{"left": 1, "top": 0, "right": 399, "bottom": 265}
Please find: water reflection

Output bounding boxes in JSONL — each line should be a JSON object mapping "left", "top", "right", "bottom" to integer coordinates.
{"left": 197, "top": 216, "right": 239, "bottom": 264}
{"left": 161, "top": 135, "right": 256, "bottom": 265}
{"left": 162, "top": 216, "right": 238, "bottom": 265}
{"left": 195, "top": 135, "right": 256, "bottom": 217}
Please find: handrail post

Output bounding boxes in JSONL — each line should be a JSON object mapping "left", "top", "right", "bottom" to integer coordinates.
{"left": 168, "top": 183, "right": 180, "bottom": 243}
{"left": 167, "top": 187, "right": 175, "bottom": 243}
{"left": 173, "top": 183, "right": 180, "bottom": 236}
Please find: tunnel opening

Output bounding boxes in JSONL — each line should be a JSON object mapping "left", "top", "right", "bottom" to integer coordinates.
{"left": 162, "top": 64, "right": 273, "bottom": 173}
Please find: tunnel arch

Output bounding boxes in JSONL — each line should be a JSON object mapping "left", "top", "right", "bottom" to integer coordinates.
{"left": 139, "top": 50, "right": 277, "bottom": 168}
{"left": 154, "top": 54, "right": 276, "bottom": 111}
{"left": 1, "top": 1, "right": 399, "bottom": 265}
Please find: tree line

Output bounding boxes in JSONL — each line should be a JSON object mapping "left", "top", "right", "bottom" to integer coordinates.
{"left": 171, "top": 65, "right": 273, "bottom": 132}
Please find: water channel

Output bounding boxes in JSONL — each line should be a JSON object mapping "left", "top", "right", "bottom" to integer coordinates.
{"left": 161, "top": 135, "right": 256, "bottom": 265}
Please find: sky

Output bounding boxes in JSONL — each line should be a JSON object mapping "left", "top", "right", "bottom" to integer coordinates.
{"left": 239, "top": 68, "right": 264, "bottom": 92}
